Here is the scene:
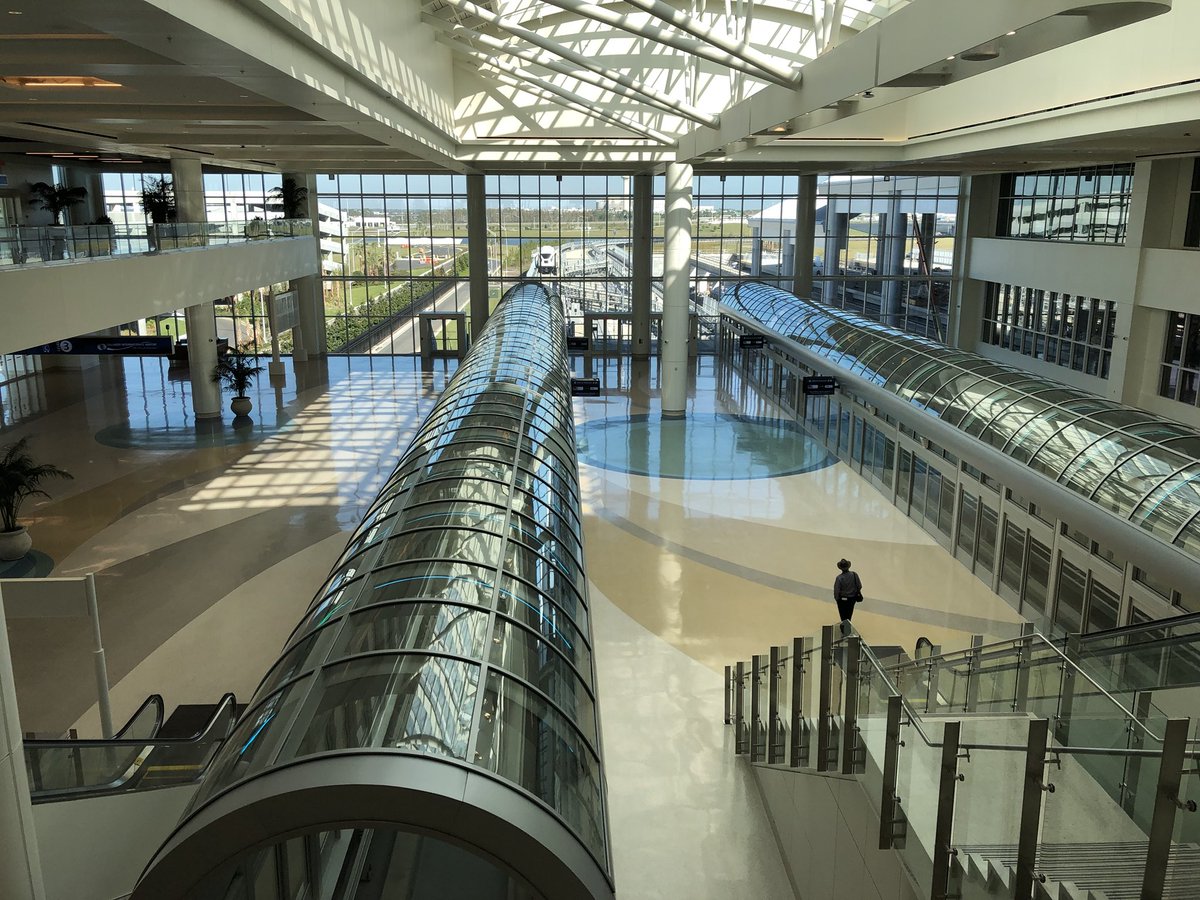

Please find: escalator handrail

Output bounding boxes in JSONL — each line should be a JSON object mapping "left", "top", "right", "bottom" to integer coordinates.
{"left": 112, "top": 693, "right": 165, "bottom": 741}
{"left": 24, "top": 693, "right": 238, "bottom": 749}
{"left": 25, "top": 694, "right": 241, "bottom": 802}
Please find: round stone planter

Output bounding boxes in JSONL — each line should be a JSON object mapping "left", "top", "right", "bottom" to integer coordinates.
{"left": 0, "top": 526, "right": 32, "bottom": 561}
{"left": 230, "top": 396, "right": 253, "bottom": 417}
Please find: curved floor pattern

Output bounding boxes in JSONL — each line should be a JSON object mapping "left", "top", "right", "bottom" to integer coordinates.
{"left": 94, "top": 408, "right": 293, "bottom": 450}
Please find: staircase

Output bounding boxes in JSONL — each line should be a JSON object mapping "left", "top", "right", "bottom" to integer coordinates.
{"left": 725, "top": 624, "right": 1200, "bottom": 900}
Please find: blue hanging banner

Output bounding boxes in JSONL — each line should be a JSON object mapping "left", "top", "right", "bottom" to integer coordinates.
{"left": 23, "top": 336, "right": 173, "bottom": 356}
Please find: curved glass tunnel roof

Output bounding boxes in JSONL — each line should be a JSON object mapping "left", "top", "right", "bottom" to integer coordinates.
{"left": 133, "top": 282, "right": 612, "bottom": 900}
{"left": 728, "top": 281, "right": 1200, "bottom": 565}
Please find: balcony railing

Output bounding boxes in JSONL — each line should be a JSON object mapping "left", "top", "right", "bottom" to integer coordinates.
{"left": 0, "top": 219, "right": 313, "bottom": 268}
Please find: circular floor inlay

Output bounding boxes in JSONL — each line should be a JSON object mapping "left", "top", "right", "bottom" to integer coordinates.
{"left": 95, "top": 414, "right": 291, "bottom": 451}
{"left": 576, "top": 413, "right": 836, "bottom": 480}
{"left": 0, "top": 550, "right": 55, "bottom": 578}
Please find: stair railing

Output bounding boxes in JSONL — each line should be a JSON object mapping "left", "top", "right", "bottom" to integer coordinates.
{"left": 726, "top": 624, "right": 1199, "bottom": 900}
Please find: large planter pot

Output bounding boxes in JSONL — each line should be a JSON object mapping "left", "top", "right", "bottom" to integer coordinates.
{"left": 0, "top": 526, "right": 32, "bottom": 561}
{"left": 230, "top": 396, "right": 253, "bottom": 416}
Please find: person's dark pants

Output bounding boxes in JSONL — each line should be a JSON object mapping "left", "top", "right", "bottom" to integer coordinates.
{"left": 836, "top": 599, "right": 856, "bottom": 622}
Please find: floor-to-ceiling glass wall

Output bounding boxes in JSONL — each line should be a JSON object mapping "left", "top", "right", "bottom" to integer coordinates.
{"left": 318, "top": 174, "right": 470, "bottom": 354}
{"left": 486, "top": 174, "right": 652, "bottom": 338}
{"left": 307, "top": 170, "right": 958, "bottom": 354}
{"left": 690, "top": 173, "right": 958, "bottom": 341}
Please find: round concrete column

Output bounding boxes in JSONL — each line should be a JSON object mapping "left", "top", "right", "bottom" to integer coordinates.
{"left": 661, "top": 163, "right": 692, "bottom": 418}
{"left": 170, "top": 158, "right": 222, "bottom": 421}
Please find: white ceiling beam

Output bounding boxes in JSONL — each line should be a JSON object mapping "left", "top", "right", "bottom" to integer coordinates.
{"left": 463, "top": 66, "right": 671, "bottom": 146}
{"left": 439, "top": 24, "right": 717, "bottom": 128}
{"left": 532, "top": 0, "right": 795, "bottom": 88}
{"left": 444, "top": 41, "right": 675, "bottom": 144}
{"left": 617, "top": 0, "right": 800, "bottom": 85}
{"left": 432, "top": 0, "right": 718, "bottom": 127}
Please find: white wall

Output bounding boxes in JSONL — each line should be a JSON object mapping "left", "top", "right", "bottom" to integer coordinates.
{"left": 754, "top": 764, "right": 922, "bottom": 900}
{"left": 961, "top": 158, "right": 1200, "bottom": 429}
{"left": 1, "top": 160, "right": 57, "bottom": 227}
{"left": 33, "top": 785, "right": 195, "bottom": 900}
{"left": 0, "top": 238, "right": 318, "bottom": 355}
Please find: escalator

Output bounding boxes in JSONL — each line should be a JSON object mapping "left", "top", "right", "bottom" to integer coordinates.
{"left": 24, "top": 693, "right": 240, "bottom": 803}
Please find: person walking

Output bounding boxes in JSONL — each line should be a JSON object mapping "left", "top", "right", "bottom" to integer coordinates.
{"left": 833, "top": 558, "right": 863, "bottom": 624}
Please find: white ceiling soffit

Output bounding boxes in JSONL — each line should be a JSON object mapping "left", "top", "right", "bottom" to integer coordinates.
{"left": 0, "top": 0, "right": 1173, "bottom": 172}
{"left": 680, "top": 0, "right": 1173, "bottom": 163}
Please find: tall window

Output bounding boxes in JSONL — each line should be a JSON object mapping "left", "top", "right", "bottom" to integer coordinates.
{"left": 487, "top": 174, "right": 643, "bottom": 329}
{"left": 996, "top": 164, "right": 1134, "bottom": 244}
{"left": 319, "top": 174, "right": 470, "bottom": 354}
{"left": 1185, "top": 158, "right": 1200, "bottom": 248}
{"left": 202, "top": 171, "right": 281, "bottom": 227}
{"left": 691, "top": 174, "right": 959, "bottom": 342}
{"left": 982, "top": 283, "right": 1116, "bottom": 377}
{"left": 1159, "top": 311, "right": 1200, "bottom": 407}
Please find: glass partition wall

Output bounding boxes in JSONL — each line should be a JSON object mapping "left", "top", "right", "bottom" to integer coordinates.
{"left": 721, "top": 281, "right": 1200, "bottom": 630}
{"left": 132, "top": 282, "right": 613, "bottom": 900}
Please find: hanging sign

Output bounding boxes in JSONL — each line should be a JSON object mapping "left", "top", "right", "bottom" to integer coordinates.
{"left": 740, "top": 334, "right": 766, "bottom": 349}
{"left": 803, "top": 376, "right": 838, "bottom": 396}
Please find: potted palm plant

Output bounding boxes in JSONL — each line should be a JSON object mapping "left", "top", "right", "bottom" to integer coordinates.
{"left": 268, "top": 177, "right": 309, "bottom": 219}
{"left": 28, "top": 181, "right": 88, "bottom": 259}
{"left": 213, "top": 353, "right": 264, "bottom": 416}
{"left": 27, "top": 181, "right": 88, "bottom": 225}
{"left": 140, "top": 176, "right": 177, "bottom": 252}
{"left": 0, "top": 437, "right": 73, "bottom": 561}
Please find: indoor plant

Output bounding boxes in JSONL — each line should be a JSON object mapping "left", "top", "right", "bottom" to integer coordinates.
{"left": 140, "top": 176, "right": 177, "bottom": 251}
{"left": 139, "top": 176, "right": 177, "bottom": 224}
{"left": 27, "top": 181, "right": 87, "bottom": 225}
{"left": 0, "top": 437, "right": 73, "bottom": 561}
{"left": 213, "top": 353, "right": 264, "bottom": 416}
{"left": 268, "top": 177, "right": 309, "bottom": 219}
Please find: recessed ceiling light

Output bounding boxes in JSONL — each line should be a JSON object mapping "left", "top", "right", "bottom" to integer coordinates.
{"left": 1006, "top": 30, "right": 1017, "bottom": 36}
{"left": 7, "top": 10, "right": 23, "bottom": 14}
{"left": 1, "top": 75, "right": 123, "bottom": 88}
{"left": 946, "top": 56, "right": 955, "bottom": 61}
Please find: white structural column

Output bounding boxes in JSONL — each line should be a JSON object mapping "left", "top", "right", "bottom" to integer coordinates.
{"left": 286, "top": 172, "right": 326, "bottom": 361}
{"left": 662, "top": 163, "right": 692, "bottom": 418}
{"left": 631, "top": 173, "right": 653, "bottom": 359}
{"left": 170, "top": 158, "right": 222, "bottom": 420}
{"left": 949, "top": 174, "right": 998, "bottom": 349}
{"left": 0, "top": 591, "right": 47, "bottom": 900}
{"left": 880, "top": 192, "right": 907, "bottom": 326}
{"left": 793, "top": 175, "right": 817, "bottom": 298}
{"left": 467, "top": 174, "right": 490, "bottom": 338}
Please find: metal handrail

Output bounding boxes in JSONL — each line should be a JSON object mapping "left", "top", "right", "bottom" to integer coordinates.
{"left": 1076, "top": 609, "right": 1200, "bottom": 643}
{"left": 881, "top": 630, "right": 1162, "bottom": 742}
{"left": 853, "top": 634, "right": 1182, "bottom": 757}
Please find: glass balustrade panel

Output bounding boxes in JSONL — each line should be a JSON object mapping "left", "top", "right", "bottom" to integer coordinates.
{"left": 854, "top": 658, "right": 896, "bottom": 820}
{"left": 950, "top": 720, "right": 1026, "bottom": 885}
{"left": 893, "top": 717, "right": 946, "bottom": 895}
